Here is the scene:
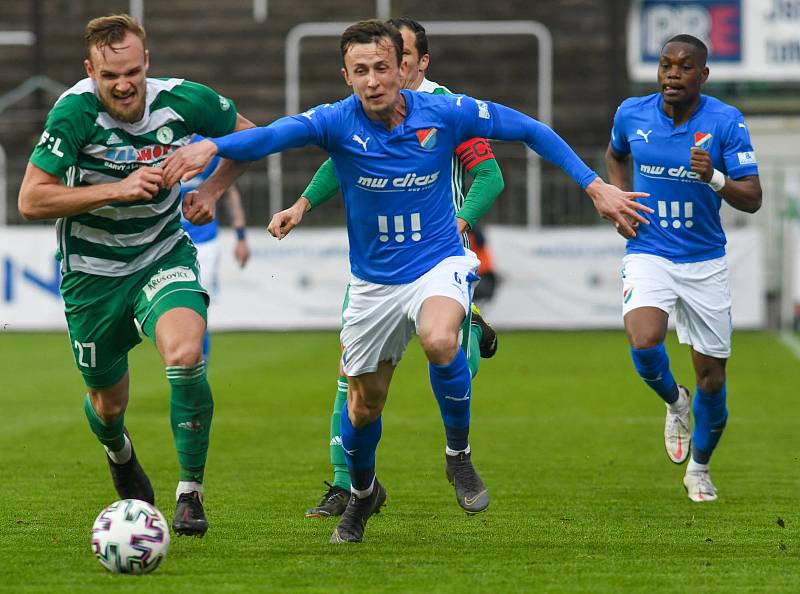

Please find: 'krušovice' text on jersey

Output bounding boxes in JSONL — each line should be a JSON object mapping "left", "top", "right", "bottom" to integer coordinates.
{"left": 610, "top": 93, "right": 758, "bottom": 263}
{"left": 296, "top": 90, "right": 497, "bottom": 285}
{"left": 30, "top": 77, "right": 237, "bottom": 276}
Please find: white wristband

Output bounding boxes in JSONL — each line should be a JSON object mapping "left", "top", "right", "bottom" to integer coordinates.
{"left": 708, "top": 169, "right": 726, "bottom": 192}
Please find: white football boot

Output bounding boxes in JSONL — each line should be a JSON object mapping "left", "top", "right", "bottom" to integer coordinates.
{"left": 664, "top": 385, "right": 691, "bottom": 464}
{"left": 683, "top": 466, "right": 718, "bottom": 502}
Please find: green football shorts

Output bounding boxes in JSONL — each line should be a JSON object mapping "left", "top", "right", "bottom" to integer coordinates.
{"left": 61, "top": 239, "right": 209, "bottom": 389}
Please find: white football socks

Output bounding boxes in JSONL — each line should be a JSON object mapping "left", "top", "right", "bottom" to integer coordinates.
{"left": 104, "top": 434, "right": 132, "bottom": 465}
{"left": 350, "top": 477, "right": 375, "bottom": 499}
{"left": 667, "top": 389, "right": 689, "bottom": 415}
{"left": 687, "top": 458, "right": 709, "bottom": 474}
{"left": 176, "top": 481, "right": 204, "bottom": 501}
{"left": 446, "top": 444, "right": 471, "bottom": 457}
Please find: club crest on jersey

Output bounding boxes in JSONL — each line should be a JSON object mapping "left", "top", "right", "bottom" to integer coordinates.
{"left": 156, "top": 126, "right": 174, "bottom": 145}
{"left": 693, "top": 132, "right": 712, "bottom": 150}
{"left": 416, "top": 128, "right": 437, "bottom": 150}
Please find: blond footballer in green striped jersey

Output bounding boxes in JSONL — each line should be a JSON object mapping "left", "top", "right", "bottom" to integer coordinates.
{"left": 18, "top": 14, "right": 254, "bottom": 537}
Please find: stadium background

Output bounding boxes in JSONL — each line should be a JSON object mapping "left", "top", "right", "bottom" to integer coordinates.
{"left": 2, "top": 0, "right": 799, "bottom": 331}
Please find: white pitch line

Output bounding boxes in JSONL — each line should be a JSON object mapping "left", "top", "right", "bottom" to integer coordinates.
{"left": 779, "top": 331, "right": 800, "bottom": 360}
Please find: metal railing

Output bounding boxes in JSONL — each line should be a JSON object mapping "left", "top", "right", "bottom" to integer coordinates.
{"left": 271, "top": 20, "right": 553, "bottom": 227}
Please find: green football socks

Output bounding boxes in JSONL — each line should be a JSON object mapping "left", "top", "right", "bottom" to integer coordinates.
{"left": 467, "top": 322, "right": 482, "bottom": 379}
{"left": 83, "top": 393, "right": 126, "bottom": 453}
{"left": 331, "top": 377, "right": 350, "bottom": 490}
{"left": 167, "top": 362, "right": 214, "bottom": 483}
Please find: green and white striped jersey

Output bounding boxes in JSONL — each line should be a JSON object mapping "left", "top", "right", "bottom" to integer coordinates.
{"left": 30, "top": 77, "right": 237, "bottom": 277}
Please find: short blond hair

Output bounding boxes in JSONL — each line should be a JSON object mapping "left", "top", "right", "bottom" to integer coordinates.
{"left": 85, "top": 14, "right": 146, "bottom": 59}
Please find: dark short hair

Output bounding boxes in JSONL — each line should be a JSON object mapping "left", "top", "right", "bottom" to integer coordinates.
{"left": 85, "top": 14, "right": 146, "bottom": 60}
{"left": 663, "top": 34, "right": 708, "bottom": 65}
{"left": 387, "top": 17, "right": 428, "bottom": 58}
{"left": 340, "top": 19, "right": 403, "bottom": 67}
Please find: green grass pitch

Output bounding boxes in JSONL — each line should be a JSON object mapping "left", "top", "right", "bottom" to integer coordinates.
{"left": 0, "top": 330, "right": 798, "bottom": 592}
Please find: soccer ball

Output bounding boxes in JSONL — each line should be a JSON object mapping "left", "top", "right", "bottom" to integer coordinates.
{"left": 91, "top": 499, "right": 170, "bottom": 574}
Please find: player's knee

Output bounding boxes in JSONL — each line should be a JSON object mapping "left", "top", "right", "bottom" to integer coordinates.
{"left": 89, "top": 392, "right": 126, "bottom": 423}
{"left": 628, "top": 332, "right": 663, "bottom": 350}
{"left": 419, "top": 331, "right": 459, "bottom": 366}
{"left": 697, "top": 372, "right": 725, "bottom": 394}
{"left": 163, "top": 341, "right": 204, "bottom": 367}
{"left": 347, "top": 397, "right": 383, "bottom": 427}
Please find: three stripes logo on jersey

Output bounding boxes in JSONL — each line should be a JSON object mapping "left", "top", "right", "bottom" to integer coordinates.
{"left": 416, "top": 128, "right": 437, "bottom": 150}
{"left": 693, "top": 132, "right": 712, "bottom": 150}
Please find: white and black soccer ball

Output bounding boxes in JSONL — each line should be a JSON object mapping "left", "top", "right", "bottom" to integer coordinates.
{"left": 91, "top": 499, "right": 170, "bottom": 574}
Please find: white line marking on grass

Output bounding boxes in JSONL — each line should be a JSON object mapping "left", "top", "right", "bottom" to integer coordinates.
{"left": 779, "top": 331, "right": 800, "bottom": 360}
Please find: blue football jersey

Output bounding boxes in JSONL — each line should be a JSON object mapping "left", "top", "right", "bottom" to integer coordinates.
{"left": 610, "top": 93, "right": 758, "bottom": 263}
{"left": 296, "top": 90, "right": 497, "bottom": 284}
{"left": 180, "top": 155, "right": 220, "bottom": 244}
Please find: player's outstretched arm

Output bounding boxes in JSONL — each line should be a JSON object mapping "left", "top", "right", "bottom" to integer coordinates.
{"left": 163, "top": 116, "right": 316, "bottom": 188}
{"left": 583, "top": 178, "right": 650, "bottom": 238}
{"left": 484, "top": 102, "right": 652, "bottom": 238}
{"left": 182, "top": 114, "right": 256, "bottom": 226}
{"left": 267, "top": 196, "right": 311, "bottom": 240}
{"left": 18, "top": 162, "right": 162, "bottom": 220}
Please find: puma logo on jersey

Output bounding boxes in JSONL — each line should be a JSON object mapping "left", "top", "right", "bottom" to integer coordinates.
{"left": 635, "top": 129, "right": 653, "bottom": 143}
{"left": 352, "top": 134, "right": 370, "bottom": 151}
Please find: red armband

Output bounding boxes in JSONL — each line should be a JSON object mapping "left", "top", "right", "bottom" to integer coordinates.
{"left": 455, "top": 138, "right": 495, "bottom": 170}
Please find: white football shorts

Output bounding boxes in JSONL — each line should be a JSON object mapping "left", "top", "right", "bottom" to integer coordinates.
{"left": 621, "top": 253, "right": 732, "bottom": 358}
{"left": 341, "top": 250, "right": 480, "bottom": 376}
{"left": 193, "top": 238, "right": 220, "bottom": 297}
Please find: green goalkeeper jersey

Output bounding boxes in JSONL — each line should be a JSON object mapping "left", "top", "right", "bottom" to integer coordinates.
{"left": 30, "top": 77, "right": 237, "bottom": 277}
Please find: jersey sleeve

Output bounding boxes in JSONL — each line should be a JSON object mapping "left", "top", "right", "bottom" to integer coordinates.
{"left": 289, "top": 102, "right": 341, "bottom": 151}
{"left": 445, "top": 94, "right": 496, "bottom": 144}
{"left": 720, "top": 113, "right": 759, "bottom": 180}
{"left": 29, "top": 94, "right": 91, "bottom": 178}
{"left": 456, "top": 158, "right": 504, "bottom": 228}
{"left": 303, "top": 158, "right": 341, "bottom": 208}
{"left": 175, "top": 80, "right": 238, "bottom": 137}
{"left": 609, "top": 104, "right": 630, "bottom": 157}
{"left": 483, "top": 101, "right": 598, "bottom": 189}
{"left": 212, "top": 116, "right": 315, "bottom": 160}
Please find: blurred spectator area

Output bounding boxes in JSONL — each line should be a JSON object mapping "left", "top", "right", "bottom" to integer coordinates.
{"left": 2, "top": 0, "right": 797, "bottom": 229}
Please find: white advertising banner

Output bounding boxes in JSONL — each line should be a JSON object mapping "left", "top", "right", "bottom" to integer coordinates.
{"left": 628, "top": 0, "right": 800, "bottom": 82}
{"left": 0, "top": 226, "right": 764, "bottom": 331}
{"left": 477, "top": 226, "right": 764, "bottom": 329}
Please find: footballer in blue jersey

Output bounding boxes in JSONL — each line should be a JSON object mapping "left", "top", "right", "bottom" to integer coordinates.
{"left": 605, "top": 35, "right": 762, "bottom": 503}
{"left": 164, "top": 19, "right": 650, "bottom": 544}
{"left": 300, "top": 18, "right": 504, "bottom": 520}
{"left": 180, "top": 153, "right": 251, "bottom": 361}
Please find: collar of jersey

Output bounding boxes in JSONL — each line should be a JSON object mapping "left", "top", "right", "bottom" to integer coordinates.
{"left": 655, "top": 93, "right": 708, "bottom": 135}
{"left": 354, "top": 89, "right": 415, "bottom": 139}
